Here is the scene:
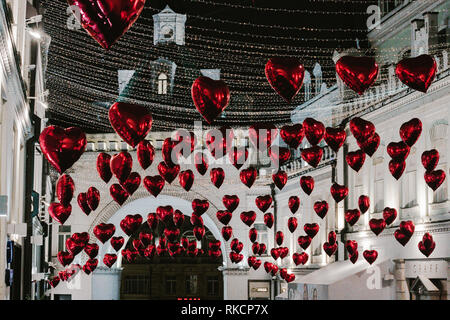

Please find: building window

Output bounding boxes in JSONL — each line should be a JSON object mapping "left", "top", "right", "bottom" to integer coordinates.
{"left": 254, "top": 223, "right": 268, "bottom": 255}
{"left": 401, "top": 170, "right": 417, "bottom": 208}
{"left": 122, "top": 275, "right": 150, "bottom": 295}
{"left": 186, "top": 275, "right": 198, "bottom": 295}
{"left": 165, "top": 276, "right": 177, "bottom": 295}
{"left": 58, "top": 225, "right": 71, "bottom": 252}
{"left": 373, "top": 160, "right": 384, "bottom": 213}
{"left": 158, "top": 73, "right": 168, "bottom": 95}
{"left": 207, "top": 276, "right": 219, "bottom": 296}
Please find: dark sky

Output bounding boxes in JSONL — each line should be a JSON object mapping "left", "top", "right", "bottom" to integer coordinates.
{"left": 42, "top": 0, "right": 375, "bottom": 132}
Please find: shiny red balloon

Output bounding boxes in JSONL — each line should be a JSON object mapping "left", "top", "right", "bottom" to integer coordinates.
{"left": 330, "top": 183, "right": 348, "bottom": 203}
{"left": 87, "top": 186, "right": 100, "bottom": 211}
{"left": 49, "top": 203, "right": 72, "bottom": 225}
{"left": 303, "top": 118, "right": 325, "bottom": 146}
{"left": 396, "top": 54, "right": 436, "bottom": 93}
{"left": 301, "top": 146, "right": 323, "bottom": 168}
{"left": 280, "top": 124, "right": 304, "bottom": 149}
{"left": 67, "top": 0, "right": 146, "bottom": 49}
{"left": 265, "top": 57, "right": 305, "bottom": 102}
{"left": 39, "top": 126, "right": 86, "bottom": 174}
{"left": 179, "top": 170, "right": 194, "bottom": 192}
{"left": 143, "top": 175, "right": 165, "bottom": 197}
{"left": 109, "top": 183, "right": 129, "bottom": 205}
{"left": 110, "top": 152, "right": 132, "bottom": 183}
{"left": 300, "top": 176, "right": 314, "bottom": 195}
{"left": 421, "top": 149, "right": 439, "bottom": 172}
{"left": 240, "top": 167, "right": 257, "bottom": 188}
{"left": 97, "top": 152, "right": 112, "bottom": 183}
{"left": 346, "top": 149, "right": 366, "bottom": 172}
{"left": 137, "top": 140, "right": 154, "bottom": 170}
{"left": 424, "top": 170, "right": 446, "bottom": 191}
{"left": 56, "top": 174, "right": 75, "bottom": 207}
{"left": 324, "top": 127, "right": 346, "bottom": 152}
{"left": 336, "top": 56, "right": 379, "bottom": 95}
{"left": 399, "top": 118, "right": 422, "bottom": 147}
{"left": 191, "top": 76, "right": 230, "bottom": 124}
{"left": 210, "top": 168, "right": 225, "bottom": 189}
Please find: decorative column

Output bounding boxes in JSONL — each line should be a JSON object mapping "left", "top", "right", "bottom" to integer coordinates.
{"left": 393, "top": 259, "right": 409, "bottom": 300}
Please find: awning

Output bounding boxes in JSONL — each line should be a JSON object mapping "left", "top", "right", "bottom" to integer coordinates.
{"left": 411, "top": 276, "right": 439, "bottom": 292}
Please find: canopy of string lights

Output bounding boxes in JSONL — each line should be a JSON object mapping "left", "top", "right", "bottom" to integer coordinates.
{"left": 42, "top": 0, "right": 385, "bottom": 132}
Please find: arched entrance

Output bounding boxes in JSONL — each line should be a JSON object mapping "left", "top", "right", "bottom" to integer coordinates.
{"left": 89, "top": 195, "right": 227, "bottom": 300}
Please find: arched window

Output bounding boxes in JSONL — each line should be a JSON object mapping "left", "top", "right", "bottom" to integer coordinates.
{"left": 158, "top": 73, "right": 168, "bottom": 95}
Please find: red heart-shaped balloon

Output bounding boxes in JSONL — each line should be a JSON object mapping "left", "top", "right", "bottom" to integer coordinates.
{"left": 387, "top": 141, "right": 410, "bottom": 161}
{"left": 97, "top": 152, "right": 113, "bottom": 183}
{"left": 324, "top": 127, "right": 347, "bottom": 152}
{"left": 65, "top": 237, "right": 85, "bottom": 256}
{"left": 313, "top": 200, "right": 329, "bottom": 219}
{"left": 323, "top": 242, "right": 338, "bottom": 257}
{"left": 389, "top": 159, "right": 406, "bottom": 180}
{"left": 67, "top": 0, "right": 145, "bottom": 49}
{"left": 48, "top": 276, "right": 60, "bottom": 288}
{"left": 418, "top": 233, "right": 435, "bottom": 257}
{"left": 394, "top": 220, "right": 415, "bottom": 246}
{"left": 157, "top": 206, "right": 174, "bottom": 224}
{"left": 301, "top": 146, "right": 323, "bottom": 168}
{"left": 191, "top": 76, "right": 230, "bottom": 124}
{"left": 303, "top": 118, "right": 325, "bottom": 146}
{"left": 110, "top": 236, "right": 125, "bottom": 252}
{"left": 121, "top": 172, "right": 141, "bottom": 196}
{"left": 346, "top": 149, "right": 366, "bottom": 172}
{"left": 210, "top": 168, "right": 225, "bottom": 189}
{"left": 77, "top": 192, "right": 91, "bottom": 215}
{"left": 396, "top": 54, "right": 436, "bottom": 93}
{"left": 179, "top": 170, "right": 194, "bottom": 192}
{"left": 265, "top": 57, "right": 305, "bottom": 102}
{"left": 223, "top": 195, "right": 240, "bottom": 213}
{"left": 209, "top": 240, "right": 221, "bottom": 252}
{"left": 280, "top": 247, "right": 289, "bottom": 260}
{"left": 300, "top": 176, "right": 314, "bottom": 195}
{"left": 330, "top": 183, "right": 348, "bottom": 203}
{"left": 304, "top": 223, "right": 319, "bottom": 238}
{"left": 222, "top": 226, "right": 233, "bottom": 241}
{"left": 143, "top": 175, "right": 165, "bottom": 197}
{"left": 383, "top": 207, "right": 397, "bottom": 225}
{"left": 147, "top": 212, "right": 158, "bottom": 230}
{"left": 246, "top": 256, "right": 256, "bottom": 268}
{"left": 144, "top": 245, "right": 156, "bottom": 259}
{"left": 358, "top": 195, "right": 370, "bottom": 214}
{"left": 103, "top": 254, "right": 117, "bottom": 268}
{"left": 328, "top": 231, "right": 337, "bottom": 245}
{"left": 230, "top": 252, "right": 243, "bottom": 264}
{"left": 49, "top": 203, "right": 72, "bottom": 225}
{"left": 269, "top": 146, "right": 291, "bottom": 167}
{"left": 424, "top": 170, "right": 446, "bottom": 191}
{"left": 164, "top": 227, "right": 180, "bottom": 243}
{"left": 192, "top": 199, "right": 209, "bottom": 216}
{"left": 294, "top": 252, "right": 309, "bottom": 265}
{"left": 190, "top": 214, "right": 204, "bottom": 227}
{"left": 194, "top": 152, "right": 209, "bottom": 175}
{"left": 205, "top": 127, "right": 234, "bottom": 159}
{"left": 399, "top": 118, "right": 422, "bottom": 147}
{"left": 345, "top": 240, "right": 358, "bottom": 256}
{"left": 276, "top": 231, "right": 284, "bottom": 246}
{"left": 336, "top": 56, "right": 379, "bottom": 95}
{"left": 137, "top": 140, "right": 154, "bottom": 170}
{"left": 57, "top": 251, "right": 74, "bottom": 267}
{"left": 369, "top": 218, "right": 386, "bottom": 236}
{"left": 216, "top": 210, "right": 232, "bottom": 226}
{"left": 421, "top": 149, "right": 439, "bottom": 172}
{"left": 249, "top": 123, "right": 278, "bottom": 151}
{"left": 110, "top": 152, "right": 132, "bottom": 183}
{"left": 193, "top": 225, "right": 205, "bottom": 241}
{"left": 110, "top": 183, "right": 129, "bottom": 205}
{"left": 258, "top": 243, "right": 266, "bottom": 256}
{"left": 240, "top": 211, "right": 256, "bottom": 227}
{"left": 271, "top": 248, "right": 280, "bottom": 260}
{"left": 285, "top": 273, "right": 296, "bottom": 283}
{"left": 249, "top": 228, "right": 258, "bottom": 243}
{"left": 288, "top": 196, "right": 300, "bottom": 214}
{"left": 350, "top": 117, "right": 375, "bottom": 142}
{"left": 173, "top": 210, "right": 185, "bottom": 229}
{"left": 162, "top": 138, "right": 180, "bottom": 166}
{"left": 252, "top": 242, "right": 260, "bottom": 255}
{"left": 288, "top": 217, "right": 298, "bottom": 233}
{"left": 120, "top": 214, "right": 142, "bottom": 236}
{"left": 264, "top": 262, "right": 274, "bottom": 273}
{"left": 83, "top": 258, "right": 98, "bottom": 274}
{"left": 255, "top": 195, "right": 272, "bottom": 213}
{"left": 158, "top": 162, "right": 180, "bottom": 184}
{"left": 86, "top": 187, "right": 100, "bottom": 211}
{"left": 272, "top": 171, "right": 288, "bottom": 190}
{"left": 357, "top": 132, "right": 380, "bottom": 157}
{"left": 108, "top": 102, "right": 152, "bottom": 148}
{"left": 93, "top": 223, "right": 115, "bottom": 243}
{"left": 56, "top": 175, "right": 74, "bottom": 207}
{"left": 240, "top": 167, "right": 257, "bottom": 188}
{"left": 132, "top": 239, "right": 144, "bottom": 252}
{"left": 280, "top": 124, "right": 304, "bottom": 149}
{"left": 39, "top": 126, "right": 86, "bottom": 174}
{"left": 264, "top": 213, "right": 274, "bottom": 229}
{"left": 84, "top": 243, "right": 99, "bottom": 259}
{"left": 345, "top": 209, "right": 361, "bottom": 226}
{"left": 297, "top": 236, "right": 311, "bottom": 250}
{"left": 231, "top": 239, "right": 244, "bottom": 254}
{"left": 363, "top": 250, "right": 378, "bottom": 265}
{"left": 229, "top": 147, "right": 248, "bottom": 170}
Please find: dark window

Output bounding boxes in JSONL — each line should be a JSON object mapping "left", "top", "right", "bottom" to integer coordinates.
{"left": 185, "top": 275, "right": 198, "bottom": 295}
{"left": 54, "top": 294, "right": 72, "bottom": 300}
{"left": 122, "top": 275, "right": 150, "bottom": 295}
{"left": 207, "top": 276, "right": 219, "bottom": 296}
{"left": 165, "top": 276, "right": 177, "bottom": 295}
{"left": 58, "top": 225, "right": 71, "bottom": 252}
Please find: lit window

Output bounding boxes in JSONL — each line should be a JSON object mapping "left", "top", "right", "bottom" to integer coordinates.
{"left": 158, "top": 73, "right": 168, "bottom": 95}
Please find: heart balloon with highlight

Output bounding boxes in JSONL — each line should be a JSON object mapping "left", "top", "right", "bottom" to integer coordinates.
{"left": 421, "top": 149, "right": 439, "bottom": 172}
{"left": 255, "top": 195, "right": 272, "bottom": 213}
{"left": 313, "top": 201, "right": 328, "bottom": 219}
{"left": 394, "top": 221, "right": 415, "bottom": 246}
{"left": 110, "top": 237, "right": 125, "bottom": 252}
{"left": 301, "top": 146, "right": 323, "bottom": 168}
{"left": 39, "top": 126, "right": 87, "bottom": 174}
{"left": 418, "top": 233, "right": 435, "bottom": 257}
{"left": 143, "top": 175, "right": 165, "bottom": 197}
{"left": 222, "top": 226, "right": 233, "bottom": 241}
{"left": 424, "top": 170, "right": 446, "bottom": 191}
{"left": 56, "top": 174, "right": 74, "bottom": 207}
{"left": 216, "top": 210, "right": 232, "bottom": 226}
{"left": 240, "top": 211, "right": 256, "bottom": 227}
{"left": 387, "top": 141, "right": 410, "bottom": 161}
{"left": 383, "top": 207, "right": 397, "bottom": 225}
{"left": 389, "top": 159, "right": 406, "bottom": 180}
{"left": 77, "top": 193, "right": 91, "bottom": 215}
{"left": 110, "top": 183, "right": 129, "bottom": 205}
{"left": 210, "top": 168, "right": 225, "bottom": 189}
{"left": 358, "top": 195, "right": 370, "bottom": 214}
{"left": 86, "top": 187, "right": 100, "bottom": 211}
{"left": 191, "top": 76, "right": 230, "bottom": 124}
{"left": 395, "top": 54, "right": 436, "bottom": 93}
{"left": 304, "top": 223, "right": 319, "bottom": 238}
{"left": 303, "top": 118, "right": 325, "bottom": 146}
{"left": 363, "top": 250, "right": 378, "bottom": 265}
{"left": 264, "top": 213, "right": 274, "bottom": 229}
{"left": 265, "top": 57, "right": 305, "bottom": 102}
{"left": 103, "top": 254, "right": 117, "bottom": 268}
{"left": 297, "top": 236, "right": 311, "bottom": 250}
{"left": 222, "top": 195, "right": 239, "bottom": 213}
{"left": 336, "top": 56, "right": 379, "bottom": 95}
{"left": 97, "top": 152, "right": 113, "bottom": 183}
{"left": 108, "top": 102, "right": 152, "bottom": 148}
{"left": 330, "top": 183, "right": 348, "bottom": 203}
{"left": 280, "top": 124, "right": 304, "bottom": 149}
{"left": 110, "top": 152, "right": 132, "bottom": 183}
{"left": 269, "top": 146, "right": 291, "bottom": 167}
{"left": 84, "top": 243, "right": 99, "bottom": 259}
{"left": 240, "top": 167, "right": 257, "bottom": 188}
{"left": 350, "top": 117, "right": 375, "bottom": 142}
{"left": 272, "top": 171, "right": 288, "bottom": 190}
{"left": 194, "top": 152, "right": 209, "bottom": 175}
{"left": 288, "top": 196, "right": 300, "bottom": 214}
{"left": 369, "top": 218, "right": 386, "bottom": 236}
{"left": 93, "top": 223, "right": 115, "bottom": 243}
{"left": 288, "top": 217, "right": 298, "bottom": 233}
{"left": 120, "top": 214, "right": 143, "bottom": 236}
{"left": 399, "top": 118, "right": 422, "bottom": 147}
{"left": 324, "top": 127, "right": 346, "bottom": 152}
{"left": 179, "top": 170, "right": 194, "bottom": 192}
{"left": 300, "top": 176, "right": 314, "bottom": 195}
{"left": 345, "top": 209, "right": 361, "bottom": 226}
{"left": 357, "top": 132, "right": 380, "bottom": 157}
{"left": 158, "top": 162, "right": 180, "bottom": 184}
{"left": 49, "top": 203, "right": 72, "bottom": 225}
{"left": 137, "top": 140, "right": 154, "bottom": 170}
{"left": 346, "top": 150, "right": 366, "bottom": 172}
